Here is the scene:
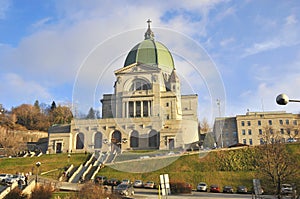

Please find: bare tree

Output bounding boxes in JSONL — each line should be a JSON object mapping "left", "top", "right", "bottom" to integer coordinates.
{"left": 199, "top": 117, "right": 210, "bottom": 134}
{"left": 0, "top": 128, "right": 27, "bottom": 156}
{"left": 256, "top": 126, "right": 299, "bottom": 198}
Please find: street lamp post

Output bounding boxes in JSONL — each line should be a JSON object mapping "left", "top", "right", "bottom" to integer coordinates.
{"left": 35, "top": 162, "right": 41, "bottom": 185}
{"left": 276, "top": 94, "right": 300, "bottom": 105}
{"left": 217, "top": 99, "right": 223, "bottom": 148}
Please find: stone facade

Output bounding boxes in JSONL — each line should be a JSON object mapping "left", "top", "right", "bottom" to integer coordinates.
{"left": 48, "top": 22, "right": 199, "bottom": 153}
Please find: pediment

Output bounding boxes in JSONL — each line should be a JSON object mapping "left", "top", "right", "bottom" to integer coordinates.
{"left": 114, "top": 63, "right": 161, "bottom": 75}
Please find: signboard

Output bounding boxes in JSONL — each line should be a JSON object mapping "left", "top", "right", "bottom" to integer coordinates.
{"left": 253, "top": 179, "right": 263, "bottom": 196}
{"left": 160, "top": 174, "right": 171, "bottom": 196}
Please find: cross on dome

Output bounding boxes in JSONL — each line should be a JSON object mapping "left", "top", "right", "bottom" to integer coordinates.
{"left": 144, "top": 19, "right": 154, "bottom": 40}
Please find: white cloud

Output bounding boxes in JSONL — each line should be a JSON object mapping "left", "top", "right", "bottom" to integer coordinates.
{"left": 0, "top": 73, "right": 52, "bottom": 107}
{"left": 31, "top": 17, "right": 52, "bottom": 29}
{"left": 0, "top": 0, "right": 10, "bottom": 19}
{"left": 243, "top": 39, "right": 281, "bottom": 57}
{"left": 285, "top": 15, "right": 297, "bottom": 25}
{"left": 220, "top": 37, "right": 235, "bottom": 47}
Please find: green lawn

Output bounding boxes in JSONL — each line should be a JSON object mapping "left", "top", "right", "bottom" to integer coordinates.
{"left": 0, "top": 153, "right": 88, "bottom": 180}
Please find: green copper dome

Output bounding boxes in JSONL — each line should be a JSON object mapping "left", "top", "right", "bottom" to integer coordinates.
{"left": 124, "top": 20, "right": 175, "bottom": 70}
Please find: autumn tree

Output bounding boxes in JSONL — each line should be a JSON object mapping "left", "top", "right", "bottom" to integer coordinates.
{"left": 49, "top": 105, "right": 73, "bottom": 124}
{"left": 256, "top": 126, "right": 299, "bottom": 198}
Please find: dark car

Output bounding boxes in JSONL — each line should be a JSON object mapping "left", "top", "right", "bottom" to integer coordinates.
{"left": 223, "top": 185, "right": 234, "bottom": 193}
{"left": 210, "top": 184, "right": 220, "bottom": 193}
{"left": 94, "top": 176, "right": 107, "bottom": 184}
{"left": 114, "top": 183, "right": 135, "bottom": 196}
{"left": 237, "top": 185, "right": 248, "bottom": 194}
{"left": 106, "top": 178, "right": 121, "bottom": 186}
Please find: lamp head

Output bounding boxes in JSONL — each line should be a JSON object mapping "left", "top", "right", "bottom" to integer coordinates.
{"left": 276, "top": 93, "right": 289, "bottom": 105}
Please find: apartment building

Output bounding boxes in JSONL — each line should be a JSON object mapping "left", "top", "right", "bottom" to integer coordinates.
{"left": 214, "top": 111, "right": 300, "bottom": 147}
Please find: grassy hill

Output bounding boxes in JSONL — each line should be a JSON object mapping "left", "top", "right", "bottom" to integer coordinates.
{"left": 0, "top": 143, "right": 299, "bottom": 193}
{"left": 98, "top": 143, "right": 300, "bottom": 193}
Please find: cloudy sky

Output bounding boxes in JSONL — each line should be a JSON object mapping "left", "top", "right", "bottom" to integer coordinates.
{"left": 0, "top": 0, "right": 300, "bottom": 122}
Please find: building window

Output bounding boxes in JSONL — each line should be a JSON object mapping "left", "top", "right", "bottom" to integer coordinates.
{"left": 268, "top": 120, "right": 272, "bottom": 125}
{"left": 259, "top": 129, "right": 262, "bottom": 135}
{"left": 243, "top": 139, "right": 246, "bottom": 145}
{"left": 129, "top": 102, "right": 134, "bottom": 117}
{"left": 241, "top": 121, "right": 245, "bottom": 126}
{"left": 286, "top": 119, "right": 289, "bottom": 125}
{"left": 258, "top": 120, "right": 261, "bottom": 126}
{"left": 233, "top": 132, "right": 237, "bottom": 138}
{"left": 280, "top": 129, "right": 284, "bottom": 134}
{"left": 143, "top": 101, "right": 148, "bottom": 117}
{"left": 249, "top": 139, "right": 253, "bottom": 145}
{"left": 136, "top": 101, "right": 141, "bottom": 117}
{"left": 260, "top": 138, "right": 264, "bottom": 145}
{"left": 295, "top": 130, "right": 299, "bottom": 135}
{"left": 242, "top": 129, "right": 246, "bottom": 135}
{"left": 293, "top": 120, "right": 297, "bottom": 125}
{"left": 270, "top": 129, "right": 273, "bottom": 134}
{"left": 248, "top": 129, "right": 252, "bottom": 135}
{"left": 130, "top": 79, "right": 151, "bottom": 91}
{"left": 279, "top": 120, "right": 283, "bottom": 125}
{"left": 287, "top": 129, "right": 291, "bottom": 135}
{"left": 247, "top": 121, "right": 251, "bottom": 126}
{"left": 166, "top": 102, "right": 169, "bottom": 107}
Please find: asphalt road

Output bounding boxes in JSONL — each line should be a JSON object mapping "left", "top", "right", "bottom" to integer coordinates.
{"left": 131, "top": 189, "right": 261, "bottom": 199}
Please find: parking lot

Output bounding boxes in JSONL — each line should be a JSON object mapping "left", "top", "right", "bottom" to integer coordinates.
{"left": 131, "top": 189, "right": 277, "bottom": 199}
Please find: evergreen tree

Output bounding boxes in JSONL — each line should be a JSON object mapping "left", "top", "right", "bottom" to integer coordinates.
{"left": 33, "top": 100, "right": 40, "bottom": 112}
{"left": 50, "top": 101, "right": 57, "bottom": 111}
{"left": 86, "top": 107, "right": 96, "bottom": 119}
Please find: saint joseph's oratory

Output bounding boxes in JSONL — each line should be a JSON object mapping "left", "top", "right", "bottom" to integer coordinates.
{"left": 47, "top": 21, "right": 199, "bottom": 154}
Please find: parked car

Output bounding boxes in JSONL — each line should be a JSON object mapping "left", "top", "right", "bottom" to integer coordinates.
{"left": 133, "top": 180, "right": 143, "bottom": 188}
{"left": 210, "top": 184, "right": 220, "bottom": 193}
{"left": 281, "top": 184, "right": 293, "bottom": 195}
{"left": 94, "top": 176, "right": 107, "bottom": 184}
{"left": 196, "top": 182, "right": 207, "bottom": 192}
{"left": 237, "top": 185, "right": 248, "bottom": 194}
{"left": 5, "top": 175, "right": 25, "bottom": 184}
{"left": 287, "top": 138, "right": 297, "bottom": 143}
{"left": 0, "top": 174, "right": 12, "bottom": 183}
{"left": 121, "top": 179, "right": 130, "bottom": 184}
{"left": 144, "top": 181, "right": 156, "bottom": 189}
{"left": 223, "top": 185, "right": 234, "bottom": 193}
{"left": 106, "top": 178, "right": 121, "bottom": 186}
{"left": 114, "top": 183, "right": 134, "bottom": 196}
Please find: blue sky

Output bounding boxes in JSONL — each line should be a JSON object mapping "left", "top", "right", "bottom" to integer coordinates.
{"left": 0, "top": 0, "right": 300, "bottom": 123}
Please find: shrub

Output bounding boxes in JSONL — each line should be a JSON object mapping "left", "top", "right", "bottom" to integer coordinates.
{"left": 170, "top": 181, "right": 192, "bottom": 194}
{"left": 30, "top": 185, "right": 53, "bottom": 199}
{"left": 4, "top": 187, "right": 27, "bottom": 199}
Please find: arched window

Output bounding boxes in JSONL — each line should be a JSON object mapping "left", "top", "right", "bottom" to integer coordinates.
{"left": 149, "top": 130, "right": 159, "bottom": 148}
{"left": 111, "top": 130, "right": 122, "bottom": 152}
{"left": 94, "top": 132, "right": 103, "bottom": 149}
{"left": 129, "top": 79, "right": 151, "bottom": 91}
{"left": 130, "top": 130, "right": 139, "bottom": 148}
{"left": 76, "top": 133, "right": 84, "bottom": 149}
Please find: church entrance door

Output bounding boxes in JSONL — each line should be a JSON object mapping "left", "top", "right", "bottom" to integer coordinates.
{"left": 111, "top": 130, "right": 122, "bottom": 153}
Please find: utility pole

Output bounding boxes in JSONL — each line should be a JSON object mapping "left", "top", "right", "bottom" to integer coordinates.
{"left": 216, "top": 99, "right": 223, "bottom": 148}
